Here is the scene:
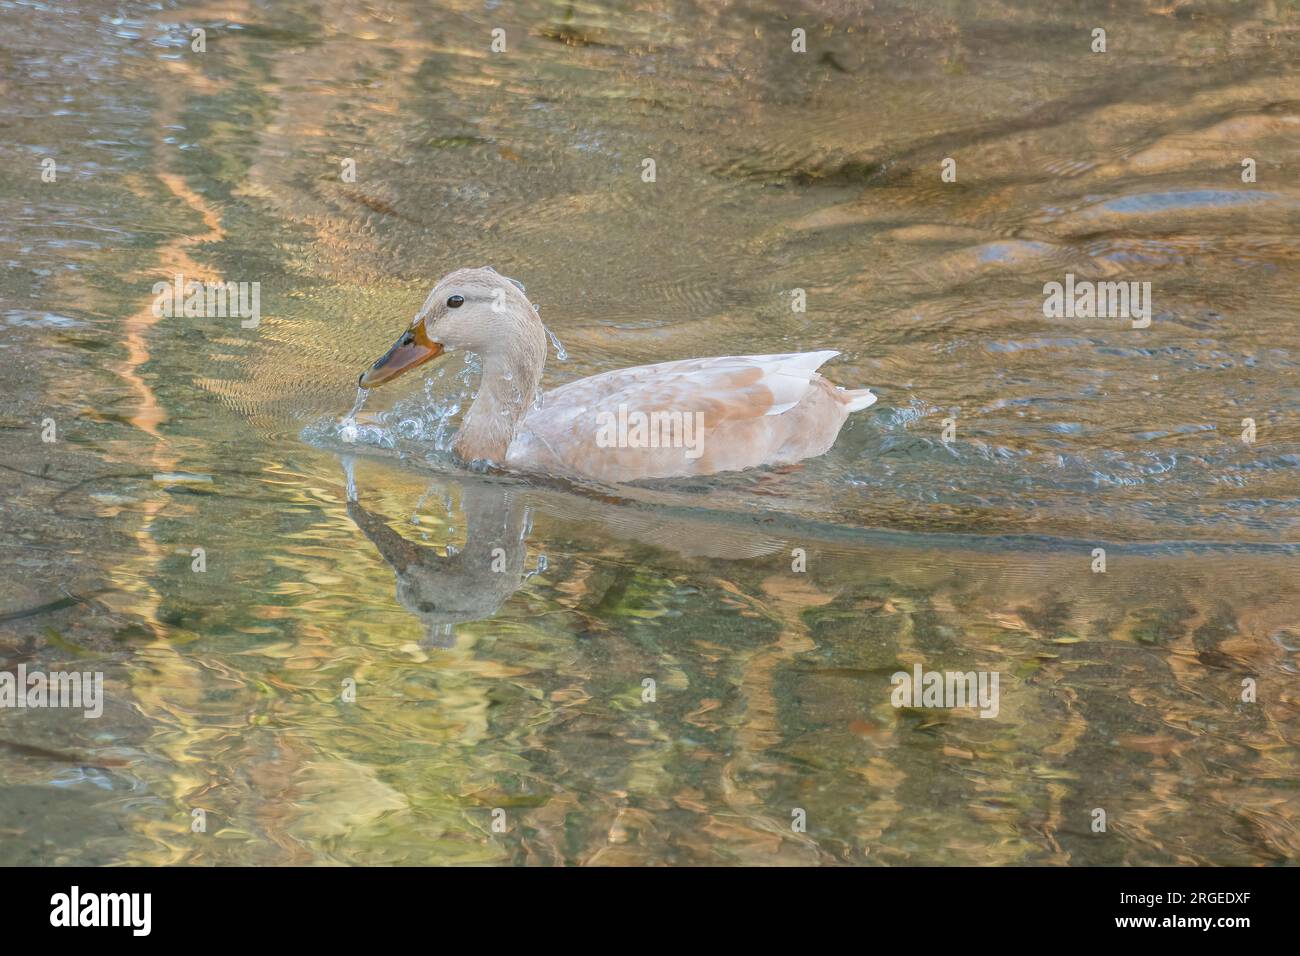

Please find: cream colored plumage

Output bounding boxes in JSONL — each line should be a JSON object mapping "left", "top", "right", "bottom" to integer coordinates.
{"left": 359, "top": 267, "right": 876, "bottom": 483}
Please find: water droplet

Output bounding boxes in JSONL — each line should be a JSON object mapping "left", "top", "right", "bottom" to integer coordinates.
{"left": 545, "top": 326, "right": 567, "bottom": 361}
{"left": 339, "top": 385, "right": 371, "bottom": 441}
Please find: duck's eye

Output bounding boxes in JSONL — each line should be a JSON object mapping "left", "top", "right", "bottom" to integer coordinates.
{"left": 446, "top": 295, "right": 465, "bottom": 309}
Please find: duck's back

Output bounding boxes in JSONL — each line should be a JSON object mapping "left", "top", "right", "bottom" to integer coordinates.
{"left": 507, "top": 352, "right": 875, "bottom": 482}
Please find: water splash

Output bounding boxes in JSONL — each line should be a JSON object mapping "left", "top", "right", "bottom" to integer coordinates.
{"left": 301, "top": 362, "right": 479, "bottom": 455}
{"left": 545, "top": 325, "right": 567, "bottom": 362}
{"left": 339, "top": 385, "right": 370, "bottom": 443}
{"left": 524, "top": 552, "right": 548, "bottom": 581}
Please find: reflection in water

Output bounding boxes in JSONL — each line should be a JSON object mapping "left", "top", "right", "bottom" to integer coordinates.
{"left": 344, "top": 461, "right": 531, "bottom": 647}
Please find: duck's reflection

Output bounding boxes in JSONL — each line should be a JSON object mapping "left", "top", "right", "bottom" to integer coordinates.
{"left": 343, "top": 453, "right": 801, "bottom": 641}
{"left": 344, "top": 461, "right": 531, "bottom": 647}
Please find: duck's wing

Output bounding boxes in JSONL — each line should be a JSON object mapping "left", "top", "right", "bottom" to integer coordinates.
{"left": 510, "top": 351, "right": 871, "bottom": 481}
{"left": 554, "top": 350, "right": 841, "bottom": 415}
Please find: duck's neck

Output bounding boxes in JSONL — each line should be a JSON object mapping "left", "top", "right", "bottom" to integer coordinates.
{"left": 453, "top": 329, "right": 547, "bottom": 464}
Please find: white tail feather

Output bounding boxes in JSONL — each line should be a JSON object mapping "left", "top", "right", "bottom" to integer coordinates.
{"left": 841, "top": 388, "right": 877, "bottom": 412}
{"left": 756, "top": 351, "right": 841, "bottom": 416}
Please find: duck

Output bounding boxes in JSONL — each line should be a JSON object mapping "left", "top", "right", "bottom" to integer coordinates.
{"left": 358, "top": 267, "right": 877, "bottom": 483}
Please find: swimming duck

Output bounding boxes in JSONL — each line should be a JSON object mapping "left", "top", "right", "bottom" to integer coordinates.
{"left": 359, "top": 267, "right": 876, "bottom": 482}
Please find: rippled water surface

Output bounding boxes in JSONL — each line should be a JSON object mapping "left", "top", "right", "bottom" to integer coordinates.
{"left": 1, "top": 0, "right": 1298, "bottom": 864}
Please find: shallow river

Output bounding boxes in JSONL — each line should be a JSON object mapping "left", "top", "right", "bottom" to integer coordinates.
{"left": 0, "top": 0, "right": 1297, "bottom": 864}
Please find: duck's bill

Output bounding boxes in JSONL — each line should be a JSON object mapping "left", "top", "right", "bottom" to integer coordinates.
{"left": 358, "top": 328, "right": 444, "bottom": 387}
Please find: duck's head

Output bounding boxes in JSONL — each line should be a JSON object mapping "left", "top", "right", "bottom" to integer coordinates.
{"left": 359, "top": 266, "right": 538, "bottom": 388}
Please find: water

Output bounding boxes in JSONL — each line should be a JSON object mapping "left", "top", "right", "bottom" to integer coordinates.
{"left": 338, "top": 386, "right": 371, "bottom": 444}
{"left": 0, "top": 0, "right": 1297, "bottom": 865}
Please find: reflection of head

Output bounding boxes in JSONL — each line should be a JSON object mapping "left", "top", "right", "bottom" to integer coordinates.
{"left": 346, "top": 482, "right": 530, "bottom": 646}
